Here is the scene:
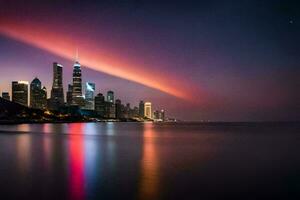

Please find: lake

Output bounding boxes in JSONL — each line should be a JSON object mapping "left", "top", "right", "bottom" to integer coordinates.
{"left": 0, "top": 122, "right": 299, "bottom": 199}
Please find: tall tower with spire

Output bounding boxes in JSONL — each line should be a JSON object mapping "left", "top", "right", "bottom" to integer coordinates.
{"left": 71, "top": 49, "right": 84, "bottom": 106}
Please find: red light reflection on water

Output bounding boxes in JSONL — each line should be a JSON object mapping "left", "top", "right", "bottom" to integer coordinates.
{"left": 68, "top": 123, "right": 85, "bottom": 200}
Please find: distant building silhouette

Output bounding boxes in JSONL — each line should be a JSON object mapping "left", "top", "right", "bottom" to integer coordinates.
{"left": 1, "top": 92, "right": 10, "bottom": 101}
{"left": 160, "top": 109, "right": 165, "bottom": 121}
{"left": 133, "top": 106, "right": 139, "bottom": 118}
{"left": 154, "top": 110, "right": 159, "bottom": 120}
{"left": 105, "top": 102, "right": 116, "bottom": 118}
{"left": 66, "top": 84, "right": 73, "bottom": 106}
{"left": 153, "top": 109, "right": 165, "bottom": 121}
{"left": 139, "top": 100, "right": 144, "bottom": 118}
{"left": 12, "top": 81, "right": 28, "bottom": 107}
{"left": 30, "top": 77, "right": 47, "bottom": 109}
{"left": 124, "top": 103, "right": 131, "bottom": 118}
{"left": 115, "top": 99, "right": 123, "bottom": 119}
{"left": 95, "top": 93, "right": 105, "bottom": 117}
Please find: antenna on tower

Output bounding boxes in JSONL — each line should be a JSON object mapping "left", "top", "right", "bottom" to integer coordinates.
{"left": 75, "top": 47, "right": 79, "bottom": 63}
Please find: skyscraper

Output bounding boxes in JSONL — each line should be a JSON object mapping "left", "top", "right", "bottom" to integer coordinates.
{"left": 50, "top": 62, "right": 64, "bottom": 108}
{"left": 12, "top": 81, "right": 28, "bottom": 107}
{"left": 153, "top": 110, "right": 160, "bottom": 120}
{"left": 124, "top": 103, "right": 131, "bottom": 118}
{"left": 133, "top": 106, "right": 139, "bottom": 118}
{"left": 153, "top": 109, "right": 165, "bottom": 122}
{"left": 72, "top": 60, "right": 84, "bottom": 106}
{"left": 144, "top": 102, "right": 152, "bottom": 119}
{"left": 107, "top": 91, "right": 114, "bottom": 103}
{"left": 85, "top": 82, "right": 95, "bottom": 110}
{"left": 106, "top": 102, "right": 116, "bottom": 118}
{"left": 30, "top": 77, "right": 47, "bottom": 109}
{"left": 160, "top": 109, "right": 165, "bottom": 121}
{"left": 1, "top": 92, "right": 10, "bottom": 101}
{"left": 95, "top": 93, "right": 105, "bottom": 116}
{"left": 66, "top": 84, "right": 73, "bottom": 106}
{"left": 115, "top": 99, "right": 123, "bottom": 119}
{"left": 139, "top": 100, "right": 144, "bottom": 118}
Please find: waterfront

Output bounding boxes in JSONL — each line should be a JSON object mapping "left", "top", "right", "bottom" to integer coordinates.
{"left": 0, "top": 122, "right": 299, "bottom": 199}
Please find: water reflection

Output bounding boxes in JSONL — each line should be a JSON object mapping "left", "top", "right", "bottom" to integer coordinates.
{"left": 16, "top": 134, "right": 31, "bottom": 173}
{"left": 16, "top": 124, "right": 31, "bottom": 132}
{"left": 68, "top": 123, "right": 85, "bottom": 200}
{"left": 42, "top": 134, "right": 52, "bottom": 171}
{"left": 39, "top": 123, "right": 117, "bottom": 199}
{"left": 138, "top": 123, "right": 160, "bottom": 200}
{"left": 0, "top": 122, "right": 296, "bottom": 199}
{"left": 83, "top": 123, "right": 99, "bottom": 135}
{"left": 106, "top": 122, "right": 115, "bottom": 136}
{"left": 43, "top": 123, "right": 69, "bottom": 134}
{"left": 84, "top": 133, "right": 101, "bottom": 199}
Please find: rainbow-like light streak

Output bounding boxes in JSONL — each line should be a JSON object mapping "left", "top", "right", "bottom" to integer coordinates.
{"left": 0, "top": 20, "right": 194, "bottom": 101}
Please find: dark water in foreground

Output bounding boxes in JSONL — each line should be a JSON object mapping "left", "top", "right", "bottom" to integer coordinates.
{"left": 0, "top": 122, "right": 299, "bottom": 200}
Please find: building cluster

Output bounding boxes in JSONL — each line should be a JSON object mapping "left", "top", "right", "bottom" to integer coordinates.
{"left": 1, "top": 59, "right": 166, "bottom": 121}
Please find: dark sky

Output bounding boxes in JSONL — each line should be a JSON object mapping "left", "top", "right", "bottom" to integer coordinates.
{"left": 0, "top": 0, "right": 299, "bottom": 121}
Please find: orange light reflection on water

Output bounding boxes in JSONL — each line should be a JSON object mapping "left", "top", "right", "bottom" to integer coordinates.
{"left": 138, "top": 123, "right": 160, "bottom": 200}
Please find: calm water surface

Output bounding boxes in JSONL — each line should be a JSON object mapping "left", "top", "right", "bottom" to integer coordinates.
{"left": 0, "top": 122, "right": 299, "bottom": 200}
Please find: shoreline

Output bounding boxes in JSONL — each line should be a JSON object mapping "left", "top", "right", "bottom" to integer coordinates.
{"left": 0, "top": 120, "right": 298, "bottom": 125}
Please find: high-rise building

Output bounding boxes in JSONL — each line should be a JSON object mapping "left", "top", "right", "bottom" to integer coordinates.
{"left": 106, "top": 102, "right": 116, "bottom": 118}
{"left": 50, "top": 62, "right": 64, "bottom": 109}
{"left": 107, "top": 90, "right": 114, "bottom": 103}
{"left": 30, "top": 77, "right": 47, "bottom": 109}
{"left": 144, "top": 102, "right": 152, "bottom": 119}
{"left": 139, "top": 100, "right": 144, "bottom": 118}
{"left": 72, "top": 60, "right": 84, "bottom": 106}
{"left": 85, "top": 82, "right": 95, "bottom": 110}
{"left": 124, "top": 103, "right": 131, "bottom": 118}
{"left": 12, "top": 81, "right": 28, "bottom": 107}
{"left": 115, "top": 99, "right": 123, "bottom": 119}
{"left": 160, "top": 109, "right": 165, "bottom": 121}
{"left": 66, "top": 84, "right": 73, "bottom": 105}
{"left": 153, "top": 110, "right": 160, "bottom": 120}
{"left": 133, "top": 106, "right": 139, "bottom": 118}
{"left": 95, "top": 93, "right": 105, "bottom": 116}
{"left": 153, "top": 109, "right": 165, "bottom": 121}
{"left": 1, "top": 92, "right": 10, "bottom": 101}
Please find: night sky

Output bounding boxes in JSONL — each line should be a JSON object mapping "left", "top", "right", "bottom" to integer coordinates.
{"left": 0, "top": 0, "right": 299, "bottom": 121}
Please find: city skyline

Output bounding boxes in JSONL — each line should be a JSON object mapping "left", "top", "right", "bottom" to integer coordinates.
{"left": 0, "top": 0, "right": 299, "bottom": 121}
{"left": 0, "top": 57, "right": 174, "bottom": 119}
{"left": 3, "top": 59, "right": 165, "bottom": 121}
{"left": 0, "top": 1, "right": 298, "bottom": 199}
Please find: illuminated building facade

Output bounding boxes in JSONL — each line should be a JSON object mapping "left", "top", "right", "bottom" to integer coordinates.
{"left": 30, "top": 77, "right": 47, "bottom": 109}
{"left": 72, "top": 60, "right": 84, "bottom": 106}
{"left": 12, "top": 81, "right": 28, "bottom": 107}
{"left": 85, "top": 82, "right": 95, "bottom": 110}
{"left": 72, "top": 61, "right": 82, "bottom": 97}
{"left": 144, "top": 102, "right": 152, "bottom": 119}
{"left": 50, "top": 62, "right": 64, "bottom": 108}
{"left": 107, "top": 90, "right": 114, "bottom": 103}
